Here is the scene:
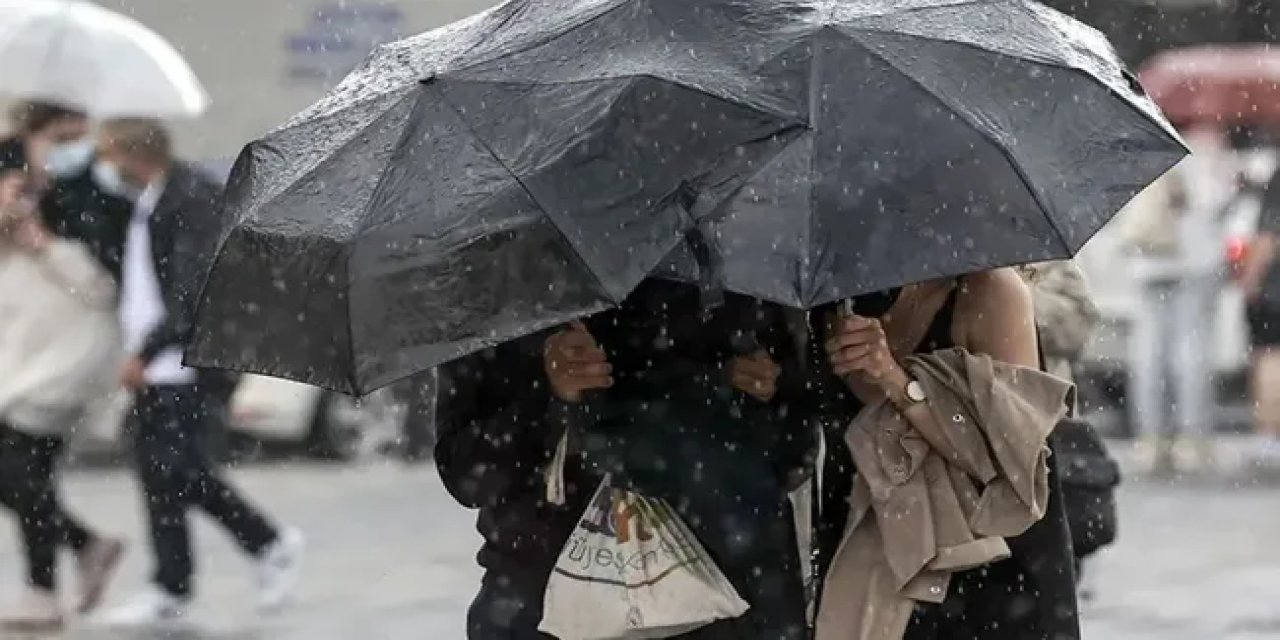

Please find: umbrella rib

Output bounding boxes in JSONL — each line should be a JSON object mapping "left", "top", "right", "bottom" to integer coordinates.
{"left": 839, "top": 31, "right": 1072, "bottom": 255}
{"left": 426, "top": 82, "right": 617, "bottom": 306}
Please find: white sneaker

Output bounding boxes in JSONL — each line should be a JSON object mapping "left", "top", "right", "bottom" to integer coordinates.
{"left": 97, "top": 586, "right": 187, "bottom": 625}
{"left": 1, "top": 587, "right": 64, "bottom": 634}
{"left": 1246, "top": 436, "right": 1280, "bottom": 469}
{"left": 255, "top": 527, "right": 305, "bottom": 613}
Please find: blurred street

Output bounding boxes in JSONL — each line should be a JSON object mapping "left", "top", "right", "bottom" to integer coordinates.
{"left": 0, "top": 452, "right": 1275, "bottom": 640}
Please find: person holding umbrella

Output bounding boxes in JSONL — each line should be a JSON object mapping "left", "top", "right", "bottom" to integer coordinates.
{"left": 90, "top": 119, "right": 304, "bottom": 624}
{"left": 437, "top": 278, "right": 813, "bottom": 639}
{"left": 177, "top": 3, "right": 1182, "bottom": 638}
{"left": 814, "top": 270, "right": 1079, "bottom": 640}
{"left": 0, "top": 169, "right": 126, "bottom": 632}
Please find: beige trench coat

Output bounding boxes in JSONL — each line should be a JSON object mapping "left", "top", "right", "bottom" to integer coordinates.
{"left": 814, "top": 348, "right": 1073, "bottom": 640}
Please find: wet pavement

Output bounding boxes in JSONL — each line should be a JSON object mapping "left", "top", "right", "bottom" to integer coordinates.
{"left": 0, "top": 445, "right": 1276, "bottom": 639}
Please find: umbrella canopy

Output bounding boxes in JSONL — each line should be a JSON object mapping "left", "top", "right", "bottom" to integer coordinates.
{"left": 0, "top": 0, "right": 208, "bottom": 118}
{"left": 1139, "top": 44, "right": 1280, "bottom": 130}
{"left": 654, "top": 1, "right": 1186, "bottom": 307}
{"left": 190, "top": 0, "right": 1185, "bottom": 394}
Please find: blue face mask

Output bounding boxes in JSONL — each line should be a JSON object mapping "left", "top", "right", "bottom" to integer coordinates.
{"left": 43, "top": 139, "right": 94, "bottom": 178}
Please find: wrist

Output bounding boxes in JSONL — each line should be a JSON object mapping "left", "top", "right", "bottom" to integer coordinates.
{"left": 880, "top": 365, "right": 911, "bottom": 406}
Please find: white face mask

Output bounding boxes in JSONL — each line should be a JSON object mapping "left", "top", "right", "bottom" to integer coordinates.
{"left": 43, "top": 139, "right": 94, "bottom": 178}
{"left": 91, "top": 160, "right": 137, "bottom": 199}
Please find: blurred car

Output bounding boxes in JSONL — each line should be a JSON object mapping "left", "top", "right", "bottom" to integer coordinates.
{"left": 229, "top": 374, "right": 405, "bottom": 461}
{"left": 72, "top": 374, "right": 406, "bottom": 463}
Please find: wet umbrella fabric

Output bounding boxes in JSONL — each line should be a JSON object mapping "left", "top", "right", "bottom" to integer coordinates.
{"left": 190, "top": 0, "right": 1185, "bottom": 394}
{"left": 654, "top": 0, "right": 1187, "bottom": 308}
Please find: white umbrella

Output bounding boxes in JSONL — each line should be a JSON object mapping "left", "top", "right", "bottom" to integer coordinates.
{"left": 0, "top": 0, "right": 208, "bottom": 118}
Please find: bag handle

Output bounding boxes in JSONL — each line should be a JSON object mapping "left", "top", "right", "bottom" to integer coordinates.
{"left": 544, "top": 429, "right": 569, "bottom": 506}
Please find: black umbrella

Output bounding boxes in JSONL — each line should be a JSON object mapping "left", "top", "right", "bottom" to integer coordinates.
{"left": 190, "top": 0, "right": 1184, "bottom": 393}
{"left": 653, "top": 0, "right": 1187, "bottom": 307}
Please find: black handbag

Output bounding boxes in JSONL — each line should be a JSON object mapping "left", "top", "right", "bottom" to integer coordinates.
{"left": 1036, "top": 327, "right": 1120, "bottom": 558}
{"left": 1050, "top": 417, "right": 1121, "bottom": 558}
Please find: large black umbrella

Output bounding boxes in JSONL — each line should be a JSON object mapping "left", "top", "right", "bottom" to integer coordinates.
{"left": 190, "top": 0, "right": 1184, "bottom": 393}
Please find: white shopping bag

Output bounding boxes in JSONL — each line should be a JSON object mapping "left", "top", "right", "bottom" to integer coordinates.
{"left": 539, "top": 435, "right": 749, "bottom": 639}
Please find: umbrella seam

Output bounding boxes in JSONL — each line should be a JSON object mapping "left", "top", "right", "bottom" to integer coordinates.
{"left": 426, "top": 80, "right": 617, "bottom": 306}
{"left": 838, "top": 28, "right": 1074, "bottom": 255}
{"left": 803, "top": 30, "right": 824, "bottom": 308}
{"left": 343, "top": 89, "right": 435, "bottom": 395}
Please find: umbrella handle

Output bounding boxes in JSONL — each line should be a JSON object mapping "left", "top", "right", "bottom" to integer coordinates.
{"left": 839, "top": 298, "right": 856, "bottom": 318}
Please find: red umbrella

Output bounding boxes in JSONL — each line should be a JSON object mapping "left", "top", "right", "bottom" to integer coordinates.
{"left": 1139, "top": 44, "right": 1280, "bottom": 129}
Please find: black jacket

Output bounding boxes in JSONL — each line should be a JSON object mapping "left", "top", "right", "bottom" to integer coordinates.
{"left": 134, "top": 163, "right": 222, "bottom": 366}
{"left": 130, "top": 163, "right": 238, "bottom": 394}
{"left": 436, "top": 279, "right": 813, "bottom": 639}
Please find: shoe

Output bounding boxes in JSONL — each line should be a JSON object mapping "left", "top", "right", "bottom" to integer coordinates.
{"left": 1246, "top": 436, "right": 1280, "bottom": 469}
{"left": 0, "top": 588, "right": 64, "bottom": 634}
{"left": 76, "top": 537, "right": 125, "bottom": 614}
{"left": 97, "top": 586, "right": 188, "bottom": 625}
{"left": 1172, "top": 436, "right": 1216, "bottom": 473}
{"left": 255, "top": 527, "right": 305, "bottom": 613}
{"left": 1133, "top": 436, "right": 1177, "bottom": 477}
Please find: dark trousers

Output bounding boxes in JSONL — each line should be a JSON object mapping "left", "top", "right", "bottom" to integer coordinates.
{"left": 131, "top": 385, "right": 278, "bottom": 597}
{"left": 0, "top": 424, "right": 95, "bottom": 590}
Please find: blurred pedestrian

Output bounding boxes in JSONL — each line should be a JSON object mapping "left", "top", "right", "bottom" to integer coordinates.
{"left": 90, "top": 119, "right": 304, "bottom": 624}
{"left": 0, "top": 170, "right": 126, "bottom": 632}
{"left": 437, "top": 278, "right": 812, "bottom": 639}
{"left": 0, "top": 101, "right": 131, "bottom": 280}
{"left": 1022, "top": 260, "right": 1118, "bottom": 602}
{"left": 396, "top": 370, "right": 436, "bottom": 464}
{"left": 1021, "top": 261, "right": 1101, "bottom": 392}
{"left": 812, "top": 269, "right": 1080, "bottom": 640}
{"left": 1238, "top": 160, "right": 1280, "bottom": 467}
{"left": 1120, "top": 131, "right": 1235, "bottom": 474}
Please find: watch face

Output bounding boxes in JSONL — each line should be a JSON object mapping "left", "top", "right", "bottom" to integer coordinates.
{"left": 906, "top": 381, "right": 926, "bottom": 402}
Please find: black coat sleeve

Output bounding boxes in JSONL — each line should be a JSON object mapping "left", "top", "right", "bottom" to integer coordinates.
{"left": 754, "top": 309, "right": 819, "bottom": 489}
{"left": 434, "top": 337, "right": 565, "bottom": 509}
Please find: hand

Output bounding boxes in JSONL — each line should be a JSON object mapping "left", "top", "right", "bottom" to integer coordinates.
{"left": 11, "top": 217, "right": 51, "bottom": 252}
{"left": 120, "top": 356, "right": 147, "bottom": 391}
{"left": 0, "top": 172, "right": 23, "bottom": 208}
{"left": 728, "top": 349, "right": 781, "bottom": 402}
{"left": 544, "top": 320, "right": 612, "bottom": 403}
{"left": 825, "top": 314, "right": 909, "bottom": 397}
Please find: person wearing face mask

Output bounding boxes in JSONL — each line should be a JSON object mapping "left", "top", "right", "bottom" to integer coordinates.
{"left": 91, "top": 119, "right": 305, "bottom": 625}
{"left": 0, "top": 170, "right": 127, "bottom": 632}
{"left": 0, "top": 101, "right": 131, "bottom": 282}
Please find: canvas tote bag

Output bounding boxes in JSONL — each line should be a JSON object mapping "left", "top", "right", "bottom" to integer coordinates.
{"left": 539, "top": 433, "right": 749, "bottom": 639}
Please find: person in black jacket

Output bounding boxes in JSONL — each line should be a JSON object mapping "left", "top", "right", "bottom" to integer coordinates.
{"left": 89, "top": 119, "right": 304, "bottom": 624}
{"left": 437, "top": 278, "right": 814, "bottom": 639}
{"left": 0, "top": 101, "right": 131, "bottom": 281}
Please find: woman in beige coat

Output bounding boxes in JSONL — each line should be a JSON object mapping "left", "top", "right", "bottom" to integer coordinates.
{"left": 812, "top": 268, "right": 1079, "bottom": 640}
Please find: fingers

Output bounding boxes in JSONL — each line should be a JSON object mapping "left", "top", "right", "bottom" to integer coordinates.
{"left": 732, "top": 351, "right": 780, "bottom": 378}
{"left": 546, "top": 322, "right": 612, "bottom": 402}
{"left": 553, "top": 325, "right": 599, "bottom": 351}
{"left": 830, "top": 348, "right": 888, "bottom": 377}
{"left": 730, "top": 370, "right": 776, "bottom": 401}
{"left": 729, "top": 351, "right": 780, "bottom": 401}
